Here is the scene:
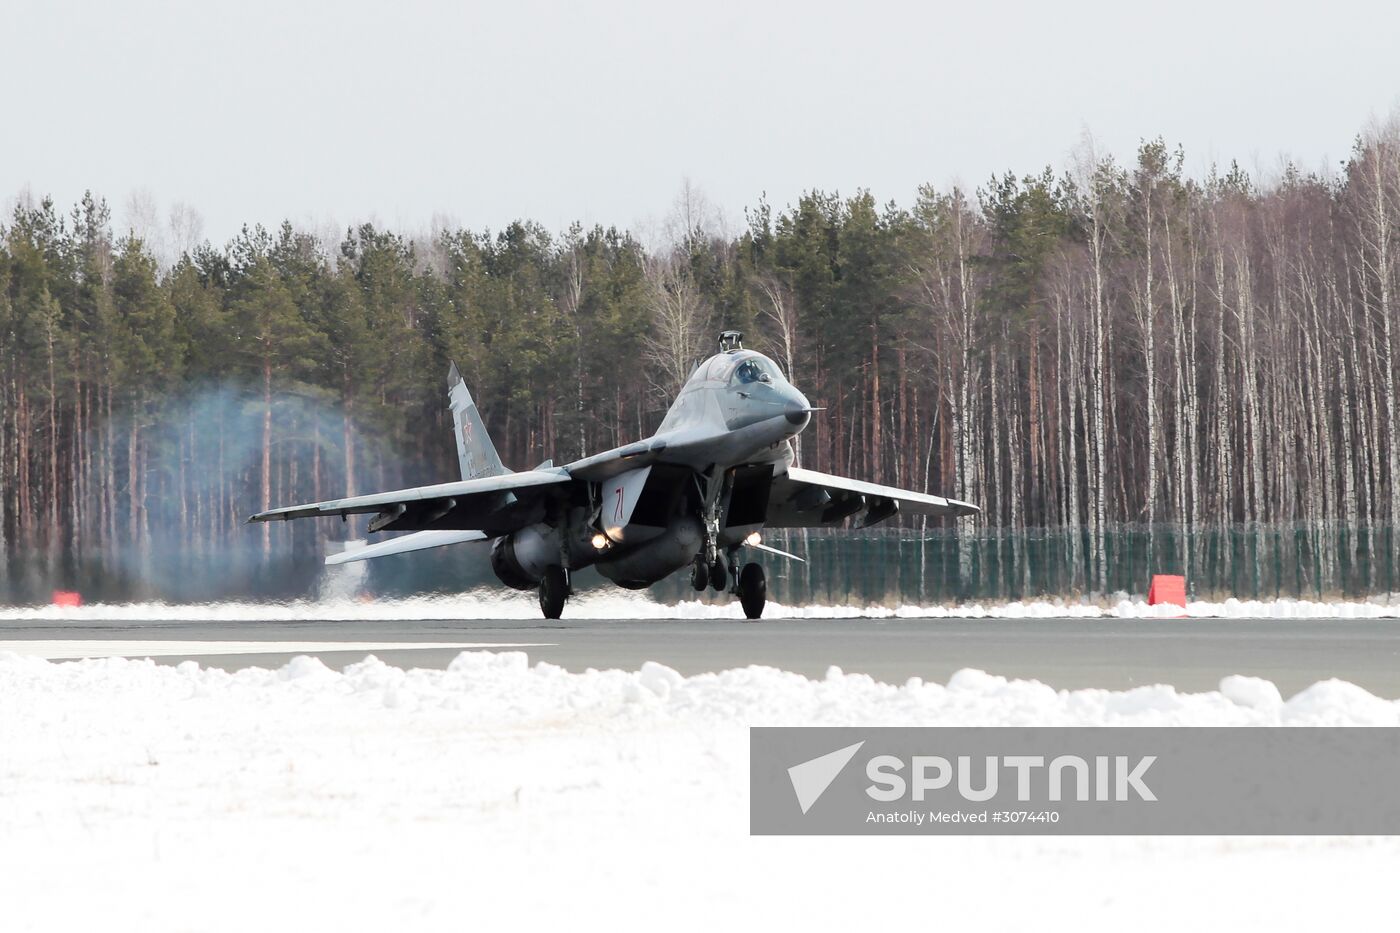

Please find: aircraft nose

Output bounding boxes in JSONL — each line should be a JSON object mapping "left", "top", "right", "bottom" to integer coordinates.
{"left": 784, "top": 391, "right": 812, "bottom": 427}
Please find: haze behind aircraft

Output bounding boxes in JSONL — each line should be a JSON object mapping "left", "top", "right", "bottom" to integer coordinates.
{"left": 250, "top": 331, "right": 979, "bottom": 618}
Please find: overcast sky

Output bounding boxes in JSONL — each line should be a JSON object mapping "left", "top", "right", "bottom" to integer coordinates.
{"left": 5, "top": 0, "right": 1398, "bottom": 249}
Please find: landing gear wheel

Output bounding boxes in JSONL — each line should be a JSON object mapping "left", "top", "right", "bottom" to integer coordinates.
{"left": 539, "top": 565, "right": 568, "bottom": 619}
{"left": 738, "top": 562, "right": 766, "bottom": 620}
{"left": 709, "top": 556, "right": 727, "bottom": 592}
{"left": 691, "top": 558, "right": 710, "bottom": 592}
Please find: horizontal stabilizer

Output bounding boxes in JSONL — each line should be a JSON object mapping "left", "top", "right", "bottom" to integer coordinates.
{"left": 325, "top": 530, "right": 487, "bottom": 566}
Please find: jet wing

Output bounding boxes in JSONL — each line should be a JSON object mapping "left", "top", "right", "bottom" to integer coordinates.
{"left": 325, "top": 530, "right": 488, "bottom": 566}
{"left": 564, "top": 438, "right": 672, "bottom": 482}
{"left": 247, "top": 468, "right": 572, "bottom": 532}
{"left": 764, "top": 466, "right": 979, "bottom": 528}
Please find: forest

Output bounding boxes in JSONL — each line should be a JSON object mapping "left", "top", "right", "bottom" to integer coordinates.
{"left": 2, "top": 119, "right": 1399, "bottom": 601}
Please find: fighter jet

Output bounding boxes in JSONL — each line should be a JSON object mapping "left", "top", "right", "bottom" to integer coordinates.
{"left": 249, "top": 331, "right": 978, "bottom": 618}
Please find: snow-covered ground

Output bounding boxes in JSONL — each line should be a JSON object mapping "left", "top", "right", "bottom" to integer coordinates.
{"left": 2, "top": 588, "right": 1400, "bottom": 623}
{"left": 1, "top": 649, "right": 1397, "bottom": 931}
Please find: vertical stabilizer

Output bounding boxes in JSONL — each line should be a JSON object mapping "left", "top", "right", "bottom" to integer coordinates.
{"left": 448, "top": 362, "right": 509, "bottom": 480}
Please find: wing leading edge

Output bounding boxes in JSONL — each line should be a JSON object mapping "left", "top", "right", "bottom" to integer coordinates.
{"left": 247, "top": 468, "right": 571, "bottom": 527}
{"left": 765, "top": 466, "right": 979, "bottom": 529}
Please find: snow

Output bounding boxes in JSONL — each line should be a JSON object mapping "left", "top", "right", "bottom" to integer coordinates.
{"left": 0, "top": 639, "right": 553, "bottom": 660}
{"left": 2, "top": 588, "right": 1399, "bottom": 624}
{"left": 1219, "top": 674, "right": 1285, "bottom": 710}
{"left": 1, "top": 650, "right": 1397, "bottom": 931}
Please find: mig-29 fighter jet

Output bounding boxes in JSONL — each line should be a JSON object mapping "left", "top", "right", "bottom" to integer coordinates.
{"left": 249, "top": 331, "right": 979, "bottom": 618}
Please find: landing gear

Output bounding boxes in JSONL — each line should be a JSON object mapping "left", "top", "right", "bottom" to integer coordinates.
{"left": 539, "top": 565, "right": 568, "bottom": 619}
{"left": 690, "top": 557, "right": 709, "bottom": 592}
{"left": 737, "top": 562, "right": 766, "bottom": 620}
{"left": 708, "top": 555, "right": 727, "bottom": 592}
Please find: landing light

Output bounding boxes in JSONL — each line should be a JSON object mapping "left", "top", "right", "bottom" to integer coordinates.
{"left": 591, "top": 533, "right": 609, "bottom": 550}
{"left": 745, "top": 532, "right": 762, "bottom": 547}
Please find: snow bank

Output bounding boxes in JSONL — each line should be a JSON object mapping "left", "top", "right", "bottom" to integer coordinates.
{"left": 2, "top": 588, "right": 1399, "bottom": 623}
{"left": 1114, "top": 594, "right": 1400, "bottom": 620}
{"left": 1, "top": 652, "right": 1396, "bottom": 931}
{"left": 3, "top": 650, "right": 1396, "bottom": 727}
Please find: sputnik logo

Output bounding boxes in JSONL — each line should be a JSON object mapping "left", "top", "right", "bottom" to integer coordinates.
{"left": 788, "top": 741, "right": 865, "bottom": 814}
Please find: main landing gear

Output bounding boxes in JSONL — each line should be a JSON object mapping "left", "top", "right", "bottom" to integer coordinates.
{"left": 539, "top": 565, "right": 569, "bottom": 619}
{"left": 737, "top": 561, "right": 766, "bottom": 620}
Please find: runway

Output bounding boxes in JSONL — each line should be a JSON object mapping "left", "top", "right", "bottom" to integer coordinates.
{"left": 4, "top": 615, "right": 1400, "bottom": 697}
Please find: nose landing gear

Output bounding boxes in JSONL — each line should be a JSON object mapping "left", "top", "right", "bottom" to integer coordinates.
{"left": 691, "top": 557, "right": 709, "bottom": 591}
{"left": 695, "top": 471, "right": 765, "bottom": 619}
{"left": 708, "top": 554, "right": 727, "bottom": 592}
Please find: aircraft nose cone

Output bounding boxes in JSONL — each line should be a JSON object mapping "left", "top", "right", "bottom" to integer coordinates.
{"left": 784, "top": 396, "right": 812, "bottom": 427}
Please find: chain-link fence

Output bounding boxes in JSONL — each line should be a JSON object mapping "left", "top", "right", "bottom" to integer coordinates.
{"left": 2, "top": 523, "right": 1396, "bottom": 606}
{"left": 648, "top": 523, "right": 1400, "bottom": 607}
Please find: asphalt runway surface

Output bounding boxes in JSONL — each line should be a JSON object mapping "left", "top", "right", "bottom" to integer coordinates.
{"left": 4, "top": 616, "right": 1400, "bottom": 697}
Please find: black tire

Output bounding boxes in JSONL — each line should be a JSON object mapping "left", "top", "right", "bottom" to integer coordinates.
{"left": 539, "top": 565, "right": 567, "bottom": 619}
{"left": 738, "top": 562, "right": 766, "bottom": 620}
{"left": 709, "top": 556, "right": 727, "bottom": 592}
{"left": 691, "top": 558, "right": 709, "bottom": 591}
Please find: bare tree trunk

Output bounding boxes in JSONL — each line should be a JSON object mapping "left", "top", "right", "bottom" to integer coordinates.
{"left": 989, "top": 348, "right": 1002, "bottom": 529}
{"left": 870, "top": 322, "right": 881, "bottom": 480}
{"left": 17, "top": 385, "right": 31, "bottom": 545}
{"left": 1135, "top": 181, "right": 1159, "bottom": 528}
{"left": 1028, "top": 324, "right": 1042, "bottom": 525}
{"left": 756, "top": 274, "right": 801, "bottom": 464}
{"left": 127, "top": 415, "right": 140, "bottom": 548}
{"left": 1237, "top": 251, "right": 1265, "bottom": 524}
{"left": 70, "top": 373, "right": 85, "bottom": 555}
{"left": 1165, "top": 209, "right": 1189, "bottom": 532}
{"left": 1091, "top": 210, "right": 1108, "bottom": 592}
{"left": 0, "top": 373, "right": 8, "bottom": 571}
{"left": 642, "top": 255, "right": 712, "bottom": 399}
{"left": 1212, "top": 236, "right": 1233, "bottom": 539}
{"left": 262, "top": 357, "right": 272, "bottom": 557}
{"left": 1365, "top": 138, "right": 1399, "bottom": 526}
{"left": 104, "top": 381, "right": 115, "bottom": 552}
{"left": 45, "top": 304, "right": 60, "bottom": 555}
